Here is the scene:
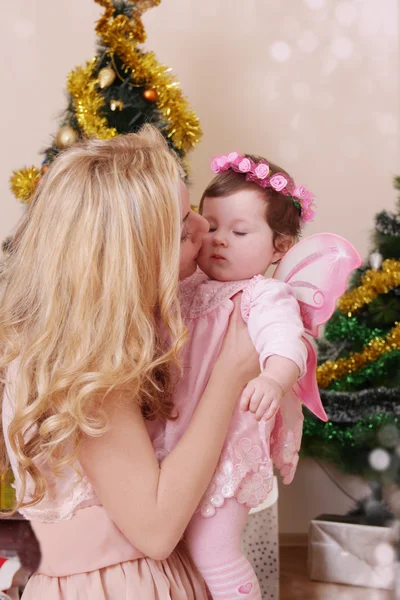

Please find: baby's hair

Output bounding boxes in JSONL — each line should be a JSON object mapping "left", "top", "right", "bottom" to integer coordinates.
{"left": 199, "top": 155, "right": 301, "bottom": 253}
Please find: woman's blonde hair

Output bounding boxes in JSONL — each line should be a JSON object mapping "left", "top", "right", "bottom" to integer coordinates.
{"left": 0, "top": 125, "right": 187, "bottom": 511}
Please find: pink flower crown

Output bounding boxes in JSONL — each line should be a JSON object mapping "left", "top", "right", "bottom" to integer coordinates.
{"left": 210, "top": 152, "right": 316, "bottom": 223}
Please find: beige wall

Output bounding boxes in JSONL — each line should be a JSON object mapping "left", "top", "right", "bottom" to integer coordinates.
{"left": 1, "top": 0, "right": 398, "bottom": 533}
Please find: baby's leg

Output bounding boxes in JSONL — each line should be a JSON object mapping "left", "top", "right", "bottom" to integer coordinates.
{"left": 185, "top": 499, "right": 261, "bottom": 599}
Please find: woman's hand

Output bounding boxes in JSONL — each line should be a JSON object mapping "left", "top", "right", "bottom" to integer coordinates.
{"left": 213, "top": 294, "right": 260, "bottom": 385}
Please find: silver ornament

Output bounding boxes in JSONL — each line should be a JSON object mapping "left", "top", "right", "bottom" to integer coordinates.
{"left": 370, "top": 250, "right": 383, "bottom": 271}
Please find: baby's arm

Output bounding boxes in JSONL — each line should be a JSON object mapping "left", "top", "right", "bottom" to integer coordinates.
{"left": 240, "top": 279, "right": 307, "bottom": 421}
{"left": 240, "top": 356, "right": 299, "bottom": 421}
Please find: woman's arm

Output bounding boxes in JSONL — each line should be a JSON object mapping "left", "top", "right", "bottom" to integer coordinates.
{"left": 79, "top": 297, "right": 259, "bottom": 560}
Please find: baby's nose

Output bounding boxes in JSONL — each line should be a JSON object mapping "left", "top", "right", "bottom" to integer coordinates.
{"left": 212, "top": 234, "right": 227, "bottom": 247}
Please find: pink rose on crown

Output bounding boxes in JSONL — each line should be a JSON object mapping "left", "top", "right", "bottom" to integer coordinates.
{"left": 217, "top": 156, "right": 229, "bottom": 168}
{"left": 301, "top": 206, "right": 316, "bottom": 222}
{"left": 254, "top": 163, "right": 270, "bottom": 179}
{"left": 269, "top": 174, "right": 288, "bottom": 192}
{"left": 238, "top": 158, "right": 252, "bottom": 173}
{"left": 211, "top": 158, "right": 221, "bottom": 173}
{"left": 227, "top": 152, "right": 239, "bottom": 162}
{"left": 211, "top": 155, "right": 230, "bottom": 173}
{"left": 299, "top": 197, "right": 312, "bottom": 210}
{"left": 293, "top": 185, "right": 313, "bottom": 207}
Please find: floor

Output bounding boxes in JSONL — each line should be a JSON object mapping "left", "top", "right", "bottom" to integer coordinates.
{"left": 280, "top": 547, "right": 393, "bottom": 600}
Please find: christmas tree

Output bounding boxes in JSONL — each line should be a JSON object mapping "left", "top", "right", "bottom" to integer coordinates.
{"left": 302, "top": 178, "right": 400, "bottom": 499}
{"left": 8, "top": 0, "right": 201, "bottom": 207}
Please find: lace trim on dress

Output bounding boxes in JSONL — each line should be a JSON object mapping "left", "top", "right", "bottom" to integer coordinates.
{"left": 199, "top": 437, "right": 274, "bottom": 518}
{"left": 179, "top": 272, "right": 265, "bottom": 320}
{"left": 198, "top": 401, "right": 304, "bottom": 518}
{"left": 270, "top": 410, "right": 303, "bottom": 486}
{"left": 180, "top": 280, "right": 247, "bottom": 319}
{"left": 17, "top": 474, "right": 96, "bottom": 523}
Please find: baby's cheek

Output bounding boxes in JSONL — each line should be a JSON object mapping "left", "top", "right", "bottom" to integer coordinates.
{"left": 233, "top": 253, "right": 253, "bottom": 275}
{"left": 196, "top": 251, "right": 211, "bottom": 275}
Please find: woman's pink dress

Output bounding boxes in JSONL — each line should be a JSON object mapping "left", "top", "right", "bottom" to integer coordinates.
{"left": 2, "top": 366, "right": 208, "bottom": 599}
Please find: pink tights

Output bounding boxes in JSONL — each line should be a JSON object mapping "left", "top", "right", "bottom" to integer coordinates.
{"left": 185, "top": 499, "right": 261, "bottom": 599}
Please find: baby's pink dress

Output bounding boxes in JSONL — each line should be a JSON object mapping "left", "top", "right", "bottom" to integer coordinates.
{"left": 153, "top": 269, "right": 307, "bottom": 599}
{"left": 2, "top": 362, "right": 208, "bottom": 600}
{"left": 156, "top": 269, "right": 307, "bottom": 514}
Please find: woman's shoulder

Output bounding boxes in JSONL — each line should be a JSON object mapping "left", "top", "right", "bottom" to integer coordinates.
{"left": 2, "top": 365, "right": 99, "bottom": 524}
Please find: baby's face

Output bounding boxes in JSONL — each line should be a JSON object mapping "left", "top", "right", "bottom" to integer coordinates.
{"left": 197, "top": 189, "right": 284, "bottom": 281}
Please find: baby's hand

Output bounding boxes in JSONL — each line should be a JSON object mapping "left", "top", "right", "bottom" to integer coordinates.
{"left": 240, "top": 375, "right": 284, "bottom": 421}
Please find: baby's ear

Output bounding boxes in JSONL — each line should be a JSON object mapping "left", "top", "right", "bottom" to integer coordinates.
{"left": 277, "top": 235, "right": 295, "bottom": 254}
{"left": 272, "top": 235, "right": 294, "bottom": 263}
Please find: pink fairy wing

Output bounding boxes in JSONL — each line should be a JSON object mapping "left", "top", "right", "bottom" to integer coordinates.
{"left": 273, "top": 233, "right": 361, "bottom": 337}
{"left": 273, "top": 233, "right": 361, "bottom": 422}
{"left": 294, "top": 337, "right": 328, "bottom": 421}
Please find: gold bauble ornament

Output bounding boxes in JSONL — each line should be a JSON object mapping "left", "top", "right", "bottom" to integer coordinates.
{"left": 98, "top": 67, "right": 116, "bottom": 89}
{"left": 56, "top": 126, "right": 78, "bottom": 149}
{"left": 110, "top": 99, "right": 124, "bottom": 111}
{"left": 143, "top": 89, "right": 157, "bottom": 102}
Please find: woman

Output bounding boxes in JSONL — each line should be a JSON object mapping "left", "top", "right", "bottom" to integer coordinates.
{"left": 0, "top": 125, "right": 259, "bottom": 598}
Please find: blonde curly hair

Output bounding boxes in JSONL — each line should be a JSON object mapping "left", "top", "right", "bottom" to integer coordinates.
{"left": 0, "top": 125, "right": 187, "bottom": 512}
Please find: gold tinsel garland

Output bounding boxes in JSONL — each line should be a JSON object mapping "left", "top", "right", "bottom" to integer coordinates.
{"left": 67, "top": 59, "right": 117, "bottom": 140}
{"left": 94, "top": 0, "right": 201, "bottom": 153}
{"left": 317, "top": 322, "right": 400, "bottom": 388}
{"left": 337, "top": 259, "right": 400, "bottom": 315}
{"left": 9, "top": 167, "right": 40, "bottom": 203}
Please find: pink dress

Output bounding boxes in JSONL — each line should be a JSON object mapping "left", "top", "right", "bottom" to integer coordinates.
{"left": 155, "top": 269, "right": 308, "bottom": 516}
{"left": 2, "top": 364, "right": 208, "bottom": 600}
{"left": 150, "top": 270, "right": 307, "bottom": 599}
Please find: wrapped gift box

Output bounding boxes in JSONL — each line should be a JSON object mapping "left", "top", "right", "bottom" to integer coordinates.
{"left": 308, "top": 514, "right": 396, "bottom": 590}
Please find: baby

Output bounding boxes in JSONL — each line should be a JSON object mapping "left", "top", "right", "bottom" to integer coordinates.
{"left": 156, "top": 152, "right": 325, "bottom": 599}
